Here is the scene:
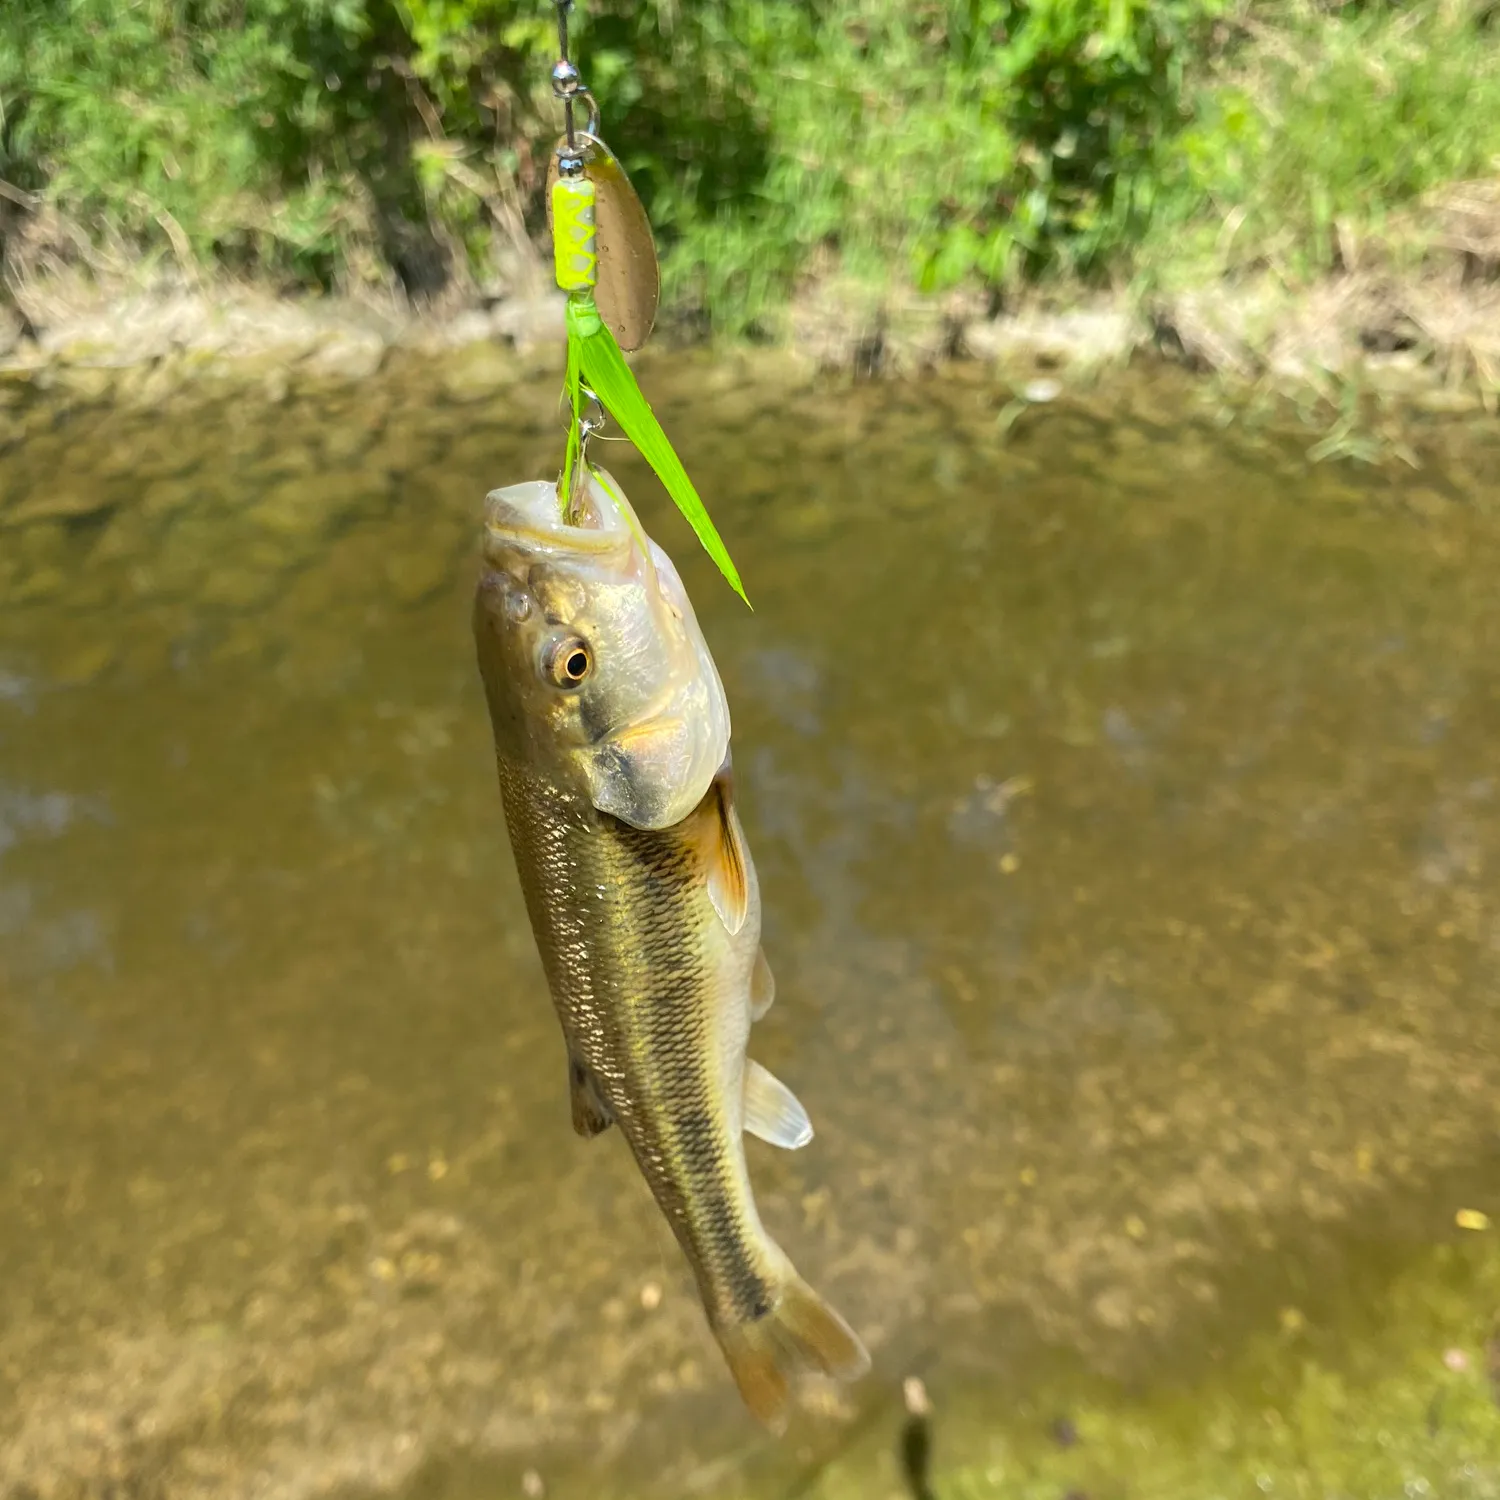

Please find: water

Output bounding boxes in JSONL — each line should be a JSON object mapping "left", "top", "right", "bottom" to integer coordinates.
{"left": 3, "top": 352, "right": 1500, "bottom": 1497}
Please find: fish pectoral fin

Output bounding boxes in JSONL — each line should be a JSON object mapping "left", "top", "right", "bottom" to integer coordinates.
{"left": 743, "top": 1060, "right": 813, "bottom": 1150}
{"left": 568, "top": 1055, "right": 615, "bottom": 1139}
{"left": 750, "top": 945, "right": 776, "bottom": 1021}
{"left": 704, "top": 773, "right": 750, "bottom": 936}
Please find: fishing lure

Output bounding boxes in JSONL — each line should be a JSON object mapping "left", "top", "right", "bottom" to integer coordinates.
{"left": 545, "top": 3, "right": 747, "bottom": 606}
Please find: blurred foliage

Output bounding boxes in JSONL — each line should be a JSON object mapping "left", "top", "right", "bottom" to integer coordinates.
{"left": 0, "top": 0, "right": 557, "bottom": 292}
{"left": 622, "top": 0, "right": 1227, "bottom": 327}
{"left": 1144, "top": 0, "right": 1500, "bottom": 283}
{"left": 0, "top": 0, "right": 1497, "bottom": 322}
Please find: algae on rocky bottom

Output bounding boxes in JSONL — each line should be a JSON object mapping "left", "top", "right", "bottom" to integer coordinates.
{"left": 800, "top": 1235, "right": 1500, "bottom": 1500}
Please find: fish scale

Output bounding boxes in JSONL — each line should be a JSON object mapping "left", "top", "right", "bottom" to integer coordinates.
{"left": 496, "top": 758, "right": 773, "bottom": 1326}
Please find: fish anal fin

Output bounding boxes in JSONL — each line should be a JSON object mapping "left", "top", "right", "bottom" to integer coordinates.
{"left": 713, "top": 1261, "right": 871, "bottom": 1433}
{"left": 750, "top": 945, "right": 776, "bottom": 1021}
{"left": 569, "top": 1055, "right": 615, "bottom": 1139}
{"left": 743, "top": 1059, "right": 812, "bottom": 1150}
{"left": 704, "top": 773, "right": 750, "bottom": 936}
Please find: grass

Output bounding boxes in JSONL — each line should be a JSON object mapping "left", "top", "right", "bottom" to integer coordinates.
{"left": 1139, "top": 0, "right": 1500, "bottom": 290}
{"left": 647, "top": 0, "right": 1221, "bottom": 332}
{"left": 1, "top": 1, "right": 1499, "bottom": 334}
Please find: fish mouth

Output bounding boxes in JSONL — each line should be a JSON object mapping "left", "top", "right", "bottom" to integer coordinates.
{"left": 481, "top": 472, "right": 642, "bottom": 569}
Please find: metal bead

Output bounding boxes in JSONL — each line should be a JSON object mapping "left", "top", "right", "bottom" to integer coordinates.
{"left": 551, "top": 59, "right": 581, "bottom": 97}
{"left": 556, "top": 147, "right": 587, "bottom": 179}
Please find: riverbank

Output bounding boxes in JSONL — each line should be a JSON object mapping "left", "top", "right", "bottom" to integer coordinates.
{"left": 2, "top": 253, "right": 1495, "bottom": 437}
{"left": 4, "top": 1, "right": 1498, "bottom": 426}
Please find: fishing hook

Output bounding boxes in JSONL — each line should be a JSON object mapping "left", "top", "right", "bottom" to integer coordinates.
{"left": 557, "top": 384, "right": 626, "bottom": 456}
{"left": 579, "top": 385, "right": 628, "bottom": 449}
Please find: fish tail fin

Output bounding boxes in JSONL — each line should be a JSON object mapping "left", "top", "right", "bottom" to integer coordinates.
{"left": 713, "top": 1257, "right": 870, "bottom": 1433}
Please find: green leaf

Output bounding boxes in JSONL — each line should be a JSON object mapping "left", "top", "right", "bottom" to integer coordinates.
{"left": 565, "top": 295, "right": 749, "bottom": 608}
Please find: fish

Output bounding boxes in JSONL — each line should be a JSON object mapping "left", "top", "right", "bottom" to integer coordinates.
{"left": 473, "top": 467, "right": 869, "bottom": 1430}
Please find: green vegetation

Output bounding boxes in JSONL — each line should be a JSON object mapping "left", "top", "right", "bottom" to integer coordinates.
{"left": 1, "top": 1, "right": 1498, "bottom": 329}
{"left": 803, "top": 1238, "right": 1500, "bottom": 1500}
{"left": 1146, "top": 0, "right": 1500, "bottom": 285}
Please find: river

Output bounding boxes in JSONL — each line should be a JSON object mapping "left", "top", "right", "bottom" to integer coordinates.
{"left": 2, "top": 350, "right": 1499, "bottom": 1497}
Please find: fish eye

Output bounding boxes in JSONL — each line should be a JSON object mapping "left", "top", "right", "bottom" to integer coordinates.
{"left": 543, "top": 635, "right": 593, "bottom": 689}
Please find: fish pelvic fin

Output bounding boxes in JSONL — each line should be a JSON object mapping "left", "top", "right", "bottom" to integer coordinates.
{"left": 568, "top": 1055, "right": 615, "bottom": 1139}
{"left": 713, "top": 1258, "right": 870, "bottom": 1434}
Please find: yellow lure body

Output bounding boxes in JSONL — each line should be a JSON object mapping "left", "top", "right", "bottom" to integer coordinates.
{"left": 551, "top": 177, "right": 598, "bottom": 292}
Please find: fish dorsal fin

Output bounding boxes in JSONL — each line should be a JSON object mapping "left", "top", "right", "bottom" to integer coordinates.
{"left": 743, "top": 1060, "right": 813, "bottom": 1150}
{"left": 705, "top": 771, "right": 750, "bottom": 936}
{"left": 569, "top": 1055, "right": 615, "bottom": 1139}
{"left": 750, "top": 946, "right": 776, "bottom": 1021}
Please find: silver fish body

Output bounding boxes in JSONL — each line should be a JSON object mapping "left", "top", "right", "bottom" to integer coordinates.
{"left": 474, "top": 469, "right": 868, "bottom": 1428}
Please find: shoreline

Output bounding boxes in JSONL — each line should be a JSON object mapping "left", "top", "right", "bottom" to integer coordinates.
{"left": 2, "top": 267, "right": 1496, "bottom": 428}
